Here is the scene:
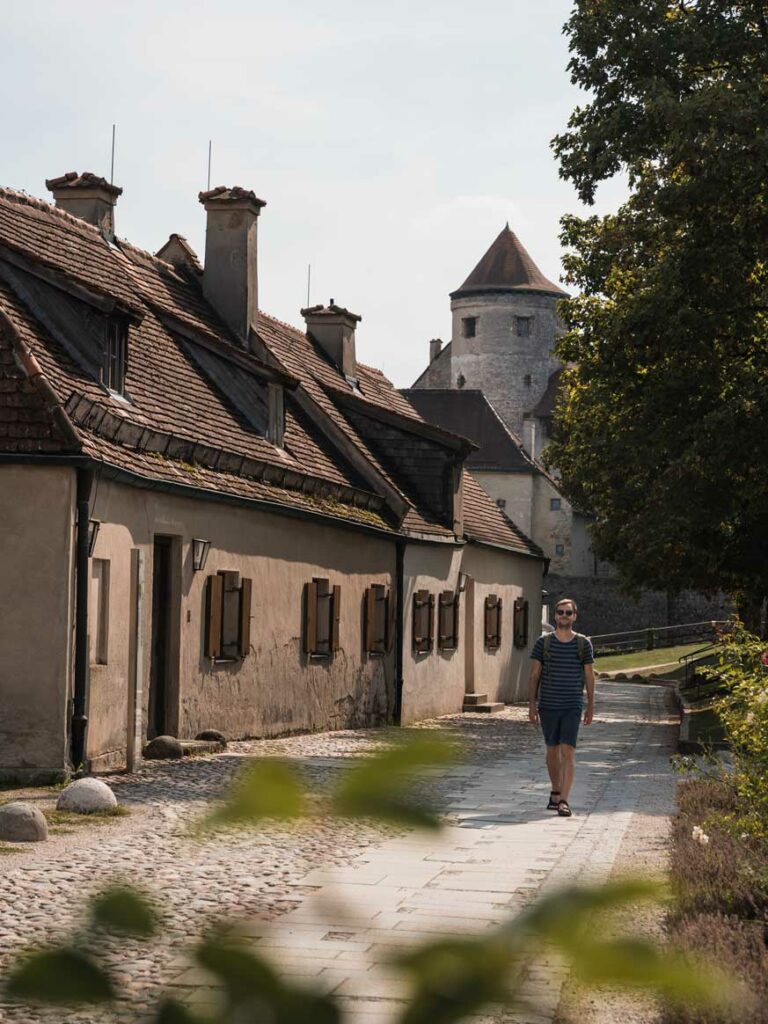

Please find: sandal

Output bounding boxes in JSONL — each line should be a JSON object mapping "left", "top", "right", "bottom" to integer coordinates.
{"left": 557, "top": 800, "right": 572, "bottom": 817}
{"left": 546, "top": 791, "right": 561, "bottom": 810}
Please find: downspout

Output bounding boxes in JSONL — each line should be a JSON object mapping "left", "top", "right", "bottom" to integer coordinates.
{"left": 71, "top": 467, "right": 94, "bottom": 772}
{"left": 394, "top": 539, "right": 405, "bottom": 725}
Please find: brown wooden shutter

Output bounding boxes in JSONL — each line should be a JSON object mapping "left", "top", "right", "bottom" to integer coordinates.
{"left": 497, "top": 596, "right": 503, "bottom": 647}
{"left": 386, "top": 586, "right": 396, "bottom": 652}
{"left": 205, "top": 574, "right": 223, "bottom": 659}
{"left": 413, "top": 589, "right": 431, "bottom": 653}
{"left": 331, "top": 584, "right": 341, "bottom": 652}
{"left": 438, "top": 591, "right": 457, "bottom": 651}
{"left": 238, "top": 577, "right": 252, "bottom": 658}
{"left": 365, "top": 586, "right": 377, "bottom": 653}
{"left": 452, "top": 593, "right": 460, "bottom": 650}
{"left": 485, "top": 594, "right": 501, "bottom": 649}
{"left": 305, "top": 580, "right": 318, "bottom": 655}
{"left": 513, "top": 596, "right": 529, "bottom": 648}
{"left": 427, "top": 593, "right": 435, "bottom": 651}
{"left": 315, "top": 578, "right": 331, "bottom": 655}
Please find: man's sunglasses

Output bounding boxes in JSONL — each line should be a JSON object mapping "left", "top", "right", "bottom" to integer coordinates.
{"left": 555, "top": 608, "right": 575, "bottom": 616}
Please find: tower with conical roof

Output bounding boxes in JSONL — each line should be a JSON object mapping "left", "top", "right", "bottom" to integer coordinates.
{"left": 412, "top": 225, "right": 567, "bottom": 452}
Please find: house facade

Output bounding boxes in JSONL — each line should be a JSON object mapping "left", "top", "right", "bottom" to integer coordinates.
{"left": 0, "top": 173, "right": 544, "bottom": 782}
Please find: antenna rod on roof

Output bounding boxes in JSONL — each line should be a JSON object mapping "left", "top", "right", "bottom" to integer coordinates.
{"left": 110, "top": 124, "right": 116, "bottom": 184}
{"left": 207, "top": 140, "right": 212, "bottom": 190}
{"left": 307, "top": 264, "right": 311, "bottom": 307}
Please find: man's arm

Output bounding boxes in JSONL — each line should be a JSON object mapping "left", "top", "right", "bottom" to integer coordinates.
{"left": 528, "top": 660, "right": 542, "bottom": 724}
{"left": 583, "top": 663, "right": 595, "bottom": 725}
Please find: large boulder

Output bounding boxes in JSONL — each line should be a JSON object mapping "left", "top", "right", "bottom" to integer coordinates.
{"left": 0, "top": 802, "right": 48, "bottom": 842}
{"left": 143, "top": 735, "right": 183, "bottom": 760}
{"left": 56, "top": 778, "right": 117, "bottom": 814}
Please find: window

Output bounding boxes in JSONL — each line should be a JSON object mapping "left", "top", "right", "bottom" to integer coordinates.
{"left": 205, "top": 571, "right": 252, "bottom": 660}
{"left": 555, "top": 544, "right": 565, "bottom": 556}
{"left": 516, "top": 316, "right": 532, "bottom": 337}
{"left": 550, "top": 498, "right": 561, "bottom": 511}
{"left": 268, "top": 383, "right": 285, "bottom": 447}
{"left": 437, "top": 591, "right": 460, "bottom": 652}
{"left": 496, "top": 498, "right": 506, "bottom": 509}
{"left": 461, "top": 317, "right": 477, "bottom": 338}
{"left": 513, "top": 596, "right": 529, "bottom": 648}
{"left": 304, "top": 577, "right": 341, "bottom": 658}
{"left": 102, "top": 318, "right": 128, "bottom": 394}
{"left": 365, "top": 583, "right": 392, "bottom": 656}
{"left": 89, "top": 559, "right": 110, "bottom": 665}
{"left": 412, "top": 590, "right": 435, "bottom": 654}
{"left": 523, "top": 374, "right": 532, "bottom": 386}
{"left": 484, "top": 594, "right": 502, "bottom": 650}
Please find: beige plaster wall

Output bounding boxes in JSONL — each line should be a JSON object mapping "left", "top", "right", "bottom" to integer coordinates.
{"left": 86, "top": 479, "right": 396, "bottom": 767}
{"left": 0, "top": 465, "right": 75, "bottom": 780}
{"left": 472, "top": 471, "right": 534, "bottom": 537}
{"left": 461, "top": 544, "right": 544, "bottom": 704}
{"left": 401, "top": 544, "right": 464, "bottom": 724}
{"left": 400, "top": 542, "right": 544, "bottom": 723}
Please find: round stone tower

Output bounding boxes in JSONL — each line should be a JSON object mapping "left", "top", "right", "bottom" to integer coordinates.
{"left": 449, "top": 224, "right": 567, "bottom": 440}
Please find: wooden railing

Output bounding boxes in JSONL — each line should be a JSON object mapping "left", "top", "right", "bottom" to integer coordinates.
{"left": 590, "top": 620, "right": 732, "bottom": 657}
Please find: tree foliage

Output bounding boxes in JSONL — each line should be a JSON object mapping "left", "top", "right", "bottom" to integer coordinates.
{"left": 548, "top": 0, "right": 768, "bottom": 608}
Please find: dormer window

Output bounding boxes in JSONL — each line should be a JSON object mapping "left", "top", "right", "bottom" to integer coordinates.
{"left": 103, "top": 318, "right": 128, "bottom": 394}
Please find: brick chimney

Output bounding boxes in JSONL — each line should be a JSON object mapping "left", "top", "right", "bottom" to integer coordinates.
{"left": 198, "top": 186, "right": 266, "bottom": 348}
{"left": 45, "top": 172, "right": 122, "bottom": 240}
{"left": 301, "top": 301, "right": 361, "bottom": 380}
{"left": 429, "top": 338, "right": 442, "bottom": 363}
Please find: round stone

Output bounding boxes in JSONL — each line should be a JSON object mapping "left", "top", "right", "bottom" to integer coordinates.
{"left": 56, "top": 778, "right": 117, "bottom": 814}
{"left": 0, "top": 802, "right": 48, "bottom": 842}
{"left": 143, "top": 735, "right": 183, "bottom": 760}
{"left": 196, "top": 730, "right": 227, "bottom": 746}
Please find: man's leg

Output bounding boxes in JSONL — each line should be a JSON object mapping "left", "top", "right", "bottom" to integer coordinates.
{"left": 545, "top": 744, "right": 562, "bottom": 793}
{"left": 558, "top": 743, "right": 576, "bottom": 802}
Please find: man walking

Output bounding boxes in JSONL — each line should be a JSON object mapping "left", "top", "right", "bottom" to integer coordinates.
{"left": 528, "top": 598, "right": 595, "bottom": 817}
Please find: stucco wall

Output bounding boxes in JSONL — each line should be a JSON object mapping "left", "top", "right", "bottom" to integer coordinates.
{"left": 472, "top": 471, "right": 534, "bottom": 537}
{"left": 400, "top": 542, "right": 544, "bottom": 723}
{"left": 0, "top": 465, "right": 75, "bottom": 781}
{"left": 450, "top": 292, "right": 561, "bottom": 438}
{"left": 86, "top": 479, "right": 397, "bottom": 767}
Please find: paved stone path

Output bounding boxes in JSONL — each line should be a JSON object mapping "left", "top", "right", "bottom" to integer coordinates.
{"left": 0, "top": 682, "right": 678, "bottom": 1024}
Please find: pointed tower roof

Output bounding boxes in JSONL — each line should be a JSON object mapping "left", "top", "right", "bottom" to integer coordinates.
{"left": 451, "top": 225, "right": 568, "bottom": 299}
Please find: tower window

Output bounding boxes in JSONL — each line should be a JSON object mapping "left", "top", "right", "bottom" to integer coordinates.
{"left": 516, "top": 316, "right": 532, "bottom": 337}
{"left": 102, "top": 318, "right": 128, "bottom": 394}
{"left": 462, "top": 316, "right": 477, "bottom": 338}
{"left": 555, "top": 544, "right": 565, "bottom": 556}
{"left": 523, "top": 374, "right": 532, "bottom": 386}
{"left": 496, "top": 498, "right": 506, "bottom": 509}
{"left": 550, "top": 498, "right": 561, "bottom": 511}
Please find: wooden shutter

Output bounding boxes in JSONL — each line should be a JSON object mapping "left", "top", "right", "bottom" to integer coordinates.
{"left": 365, "top": 584, "right": 387, "bottom": 656}
{"left": 331, "top": 584, "right": 341, "bottom": 652}
{"left": 315, "top": 578, "right": 331, "bottom": 655}
{"left": 413, "top": 589, "right": 432, "bottom": 654}
{"left": 438, "top": 591, "right": 458, "bottom": 651}
{"left": 221, "top": 571, "right": 241, "bottom": 658}
{"left": 305, "top": 580, "right": 318, "bottom": 655}
{"left": 386, "top": 586, "right": 396, "bottom": 652}
{"left": 513, "top": 596, "right": 529, "bottom": 648}
{"left": 238, "top": 578, "right": 252, "bottom": 658}
{"left": 205, "top": 574, "right": 223, "bottom": 659}
{"left": 485, "top": 594, "right": 502, "bottom": 649}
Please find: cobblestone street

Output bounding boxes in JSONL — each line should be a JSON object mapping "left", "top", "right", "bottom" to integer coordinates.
{"left": 0, "top": 682, "right": 679, "bottom": 1024}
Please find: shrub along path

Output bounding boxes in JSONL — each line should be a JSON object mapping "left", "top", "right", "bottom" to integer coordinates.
{"left": 0, "top": 682, "right": 679, "bottom": 1024}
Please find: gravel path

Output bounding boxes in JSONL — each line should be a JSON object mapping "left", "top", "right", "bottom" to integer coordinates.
{"left": 0, "top": 683, "right": 678, "bottom": 1024}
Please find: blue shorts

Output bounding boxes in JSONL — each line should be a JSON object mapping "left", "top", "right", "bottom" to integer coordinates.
{"left": 539, "top": 707, "right": 582, "bottom": 748}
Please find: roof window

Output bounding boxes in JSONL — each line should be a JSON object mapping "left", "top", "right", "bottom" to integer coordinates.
{"left": 102, "top": 318, "right": 128, "bottom": 395}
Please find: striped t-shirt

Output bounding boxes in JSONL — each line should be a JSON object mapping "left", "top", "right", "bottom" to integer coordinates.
{"left": 531, "top": 633, "right": 594, "bottom": 710}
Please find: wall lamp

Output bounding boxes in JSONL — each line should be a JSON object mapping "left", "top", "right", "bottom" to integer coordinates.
{"left": 87, "top": 519, "right": 101, "bottom": 557}
{"left": 192, "top": 538, "right": 211, "bottom": 572}
{"left": 458, "top": 571, "right": 471, "bottom": 593}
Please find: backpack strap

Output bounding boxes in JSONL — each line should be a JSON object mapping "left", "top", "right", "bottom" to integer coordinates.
{"left": 576, "top": 633, "right": 585, "bottom": 665}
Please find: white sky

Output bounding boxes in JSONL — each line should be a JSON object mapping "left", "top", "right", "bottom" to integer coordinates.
{"left": 2, "top": 0, "right": 626, "bottom": 387}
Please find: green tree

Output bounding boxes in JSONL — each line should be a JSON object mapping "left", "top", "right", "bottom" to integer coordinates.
{"left": 548, "top": 0, "right": 768, "bottom": 624}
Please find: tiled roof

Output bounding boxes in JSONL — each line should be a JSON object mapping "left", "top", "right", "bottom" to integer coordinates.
{"left": 0, "top": 184, "right": 544, "bottom": 558}
{"left": 401, "top": 389, "right": 538, "bottom": 474}
{"left": 452, "top": 225, "right": 567, "bottom": 299}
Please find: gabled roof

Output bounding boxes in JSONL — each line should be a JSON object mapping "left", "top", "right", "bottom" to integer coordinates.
{"left": 0, "top": 182, "right": 543, "bottom": 558}
{"left": 452, "top": 225, "right": 567, "bottom": 300}
{"left": 401, "top": 389, "right": 538, "bottom": 474}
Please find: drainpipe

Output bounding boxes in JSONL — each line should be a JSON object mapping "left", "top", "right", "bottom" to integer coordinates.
{"left": 394, "top": 540, "right": 405, "bottom": 725}
{"left": 71, "top": 467, "right": 94, "bottom": 773}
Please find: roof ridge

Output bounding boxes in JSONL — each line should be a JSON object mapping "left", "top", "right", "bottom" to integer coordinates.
{"left": 0, "top": 186, "right": 107, "bottom": 243}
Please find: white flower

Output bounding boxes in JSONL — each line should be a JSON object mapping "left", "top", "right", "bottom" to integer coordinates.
{"left": 691, "top": 825, "right": 710, "bottom": 846}
{"left": 756, "top": 690, "right": 768, "bottom": 705}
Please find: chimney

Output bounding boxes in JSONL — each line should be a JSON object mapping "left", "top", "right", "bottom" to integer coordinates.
{"left": 198, "top": 186, "right": 266, "bottom": 348}
{"left": 45, "top": 172, "right": 122, "bottom": 240}
{"left": 301, "top": 301, "right": 361, "bottom": 380}
{"left": 429, "top": 338, "right": 442, "bottom": 363}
